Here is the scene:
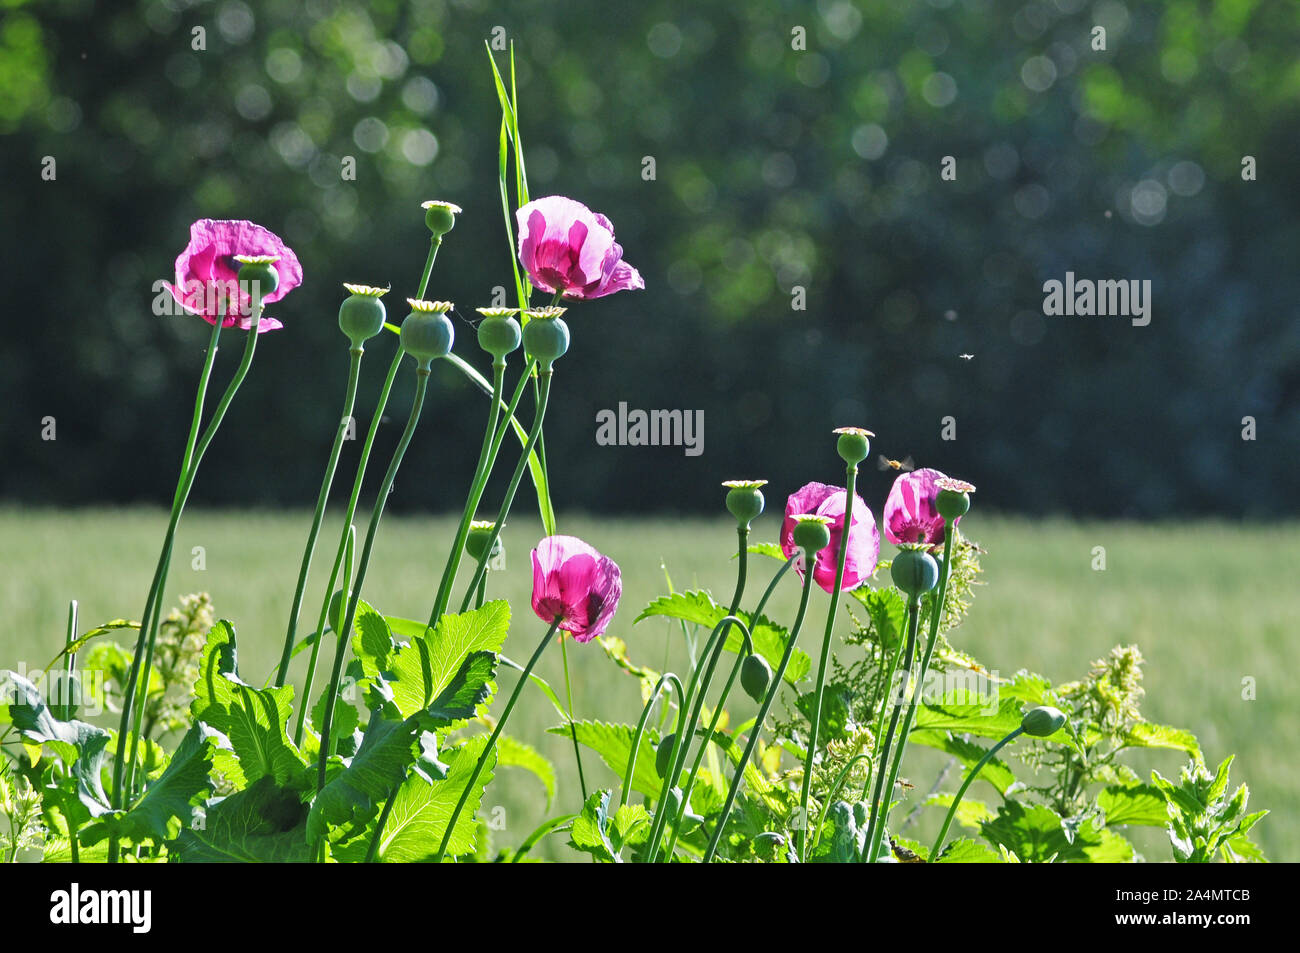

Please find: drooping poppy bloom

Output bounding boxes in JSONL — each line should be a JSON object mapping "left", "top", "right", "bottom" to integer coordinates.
{"left": 165, "top": 219, "right": 302, "bottom": 332}
{"left": 883, "top": 468, "right": 956, "bottom": 546}
{"left": 516, "top": 196, "right": 644, "bottom": 300}
{"left": 779, "top": 482, "right": 880, "bottom": 593}
{"left": 530, "top": 535, "right": 622, "bottom": 642}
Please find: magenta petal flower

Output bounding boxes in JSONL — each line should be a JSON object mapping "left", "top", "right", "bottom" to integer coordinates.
{"left": 165, "top": 219, "right": 303, "bottom": 333}
{"left": 516, "top": 196, "right": 645, "bottom": 300}
{"left": 530, "top": 535, "right": 623, "bottom": 642}
{"left": 883, "top": 468, "right": 954, "bottom": 546}
{"left": 779, "top": 482, "right": 880, "bottom": 593}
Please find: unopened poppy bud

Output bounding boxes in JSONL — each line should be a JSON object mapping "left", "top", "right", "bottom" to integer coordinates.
{"left": 740, "top": 653, "right": 772, "bottom": 703}
{"left": 722, "top": 479, "right": 767, "bottom": 529}
{"left": 753, "top": 831, "right": 785, "bottom": 859}
{"left": 522, "top": 307, "right": 569, "bottom": 369}
{"left": 475, "top": 308, "right": 522, "bottom": 359}
{"left": 401, "top": 299, "right": 455, "bottom": 369}
{"left": 833, "top": 427, "right": 874, "bottom": 466}
{"left": 934, "top": 477, "right": 976, "bottom": 521}
{"left": 791, "top": 514, "right": 832, "bottom": 556}
{"left": 655, "top": 734, "right": 677, "bottom": 779}
{"left": 466, "top": 520, "right": 502, "bottom": 562}
{"left": 338, "top": 283, "right": 388, "bottom": 347}
{"left": 235, "top": 254, "right": 280, "bottom": 301}
{"left": 422, "top": 200, "right": 462, "bottom": 238}
{"left": 891, "top": 544, "right": 939, "bottom": 597}
{"left": 1021, "top": 705, "right": 1067, "bottom": 738}
{"left": 662, "top": 786, "right": 703, "bottom": 829}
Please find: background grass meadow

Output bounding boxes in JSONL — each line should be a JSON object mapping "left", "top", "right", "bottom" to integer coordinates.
{"left": 2, "top": 506, "right": 1294, "bottom": 861}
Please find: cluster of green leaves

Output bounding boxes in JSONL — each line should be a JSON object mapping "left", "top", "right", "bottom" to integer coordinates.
{"left": 567, "top": 533, "right": 1268, "bottom": 863}
{"left": 0, "top": 591, "right": 568, "bottom": 863}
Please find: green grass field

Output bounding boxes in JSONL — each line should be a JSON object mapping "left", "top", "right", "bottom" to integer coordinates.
{"left": 2, "top": 506, "right": 1294, "bottom": 861}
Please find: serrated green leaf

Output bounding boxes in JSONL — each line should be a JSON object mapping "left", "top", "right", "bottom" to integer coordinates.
{"left": 548, "top": 720, "right": 664, "bottom": 799}
{"left": 932, "top": 837, "right": 1004, "bottom": 863}
{"left": 1123, "top": 722, "right": 1201, "bottom": 757}
{"left": 383, "top": 603, "right": 510, "bottom": 720}
{"left": 369, "top": 734, "right": 497, "bottom": 862}
{"left": 170, "top": 776, "right": 311, "bottom": 862}
{"left": 634, "top": 590, "right": 810, "bottom": 683}
{"left": 118, "top": 724, "right": 215, "bottom": 844}
{"left": 1099, "top": 783, "right": 1169, "bottom": 827}
{"left": 925, "top": 794, "right": 996, "bottom": 829}
{"left": 191, "top": 621, "right": 307, "bottom": 787}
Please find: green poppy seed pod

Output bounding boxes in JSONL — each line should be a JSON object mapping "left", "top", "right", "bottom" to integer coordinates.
{"left": 476, "top": 311, "right": 522, "bottom": 359}
{"left": 655, "top": 734, "right": 676, "bottom": 779}
{"left": 834, "top": 427, "right": 874, "bottom": 466}
{"left": 740, "top": 653, "right": 772, "bottom": 703}
{"left": 934, "top": 477, "right": 976, "bottom": 521}
{"left": 891, "top": 547, "right": 940, "bottom": 597}
{"left": 465, "top": 520, "right": 501, "bottom": 562}
{"left": 1021, "top": 705, "right": 1067, "bottom": 738}
{"left": 723, "top": 479, "right": 767, "bottom": 529}
{"left": 235, "top": 256, "right": 280, "bottom": 301}
{"left": 338, "top": 284, "right": 388, "bottom": 346}
{"left": 401, "top": 300, "right": 455, "bottom": 369}
{"left": 422, "top": 200, "right": 462, "bottom": 238}
{"left": 792, "top": 517, "right": 832, "bottom": 555}
{"left": 522, "top": 308, "right": 570, "bottom": 369}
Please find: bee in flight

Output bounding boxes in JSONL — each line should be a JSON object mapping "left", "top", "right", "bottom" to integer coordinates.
{"left": 958, "top": 353, "right": 974, "bottom": 360}
{"left": 877, "top": 454, "right": 916, "bottom": 472}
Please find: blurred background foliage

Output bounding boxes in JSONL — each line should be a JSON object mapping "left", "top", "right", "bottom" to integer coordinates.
{"left": 1, "top": 0, "right": 1297, "bottom": 516}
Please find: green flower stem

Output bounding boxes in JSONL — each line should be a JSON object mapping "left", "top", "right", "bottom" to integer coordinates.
{"left": 62, "top": 600, "right": 78, "bottom": 722}
{"left": 474, "top": 574, "right": 487, "bottom": 610}
{"left": 930, "top": 728, "right": 1023, "bottom": 860}
{"left": 643, "top": 529, "right": 749, "bottom": 861}
{"left": 274, "top": 347, "right": 364, "bottom": 687}
{"left": 364, "top": 787, "right": 398, "bottom": 864}
{"left": 665, "top": 554, "right": 799, "bottom": 859}
{"left": 418, "top": 237, "right": 441, "bottom": 299}
{"left": 117, "top": 299, "right": 266, "bottom": 822}
{"left": 560, "top": 635, "right": 588, "bottom": 801}
{"left": 427, "top": 361, "right": 505, "bottom": 628}
{"left": 870, "top": 527, "right": 956, "bottom": 861}
{"left": 433, "top": 616, "right": 563, "bottom": 863}
{"left": 643, "top": 615, "right": 750, "bottom": 863}
{"left": 621, "top": 673, "right": 686, "bottom": 811}
{"left": 315, "top": 364, "right": 430, "bottom": 801}
{"left": 457, "top": 369, "right": 553, "bottom": 613}
{"left": 862, "top": 594, "right": 922, "bottom": 863}
{"left": 702, "top": 567, "right": 817, "bottom": 864}
{"left": 809, "top": 752, "right": 874, "bottom": 855}
{"left": 293, "top": 345, "right": 404, "bottom": 746}
{"left": 797, "top": 464, "right": 858, "bottom": 861}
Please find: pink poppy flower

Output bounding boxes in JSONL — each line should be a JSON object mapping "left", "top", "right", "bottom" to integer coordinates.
{"left": 516, "top": 196, "right": 644, "bottom": 300}
{"left": 780, "top": 482, "right": 880, "bottom": 593}
{"left": 165, "top": 219, "right": 303, "bottom": 332}
{"left": 530, "top": 535, "right": 623, "bottom": 642}
{"left": 883, "top": 468, "right": 955, "bottom": 546}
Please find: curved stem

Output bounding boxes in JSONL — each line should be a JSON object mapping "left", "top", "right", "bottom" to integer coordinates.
{"left": 315, "top": 364, "right": 430, "bottom": 801}
{"left": 810, "top": 752, "right": 874, "bottom": 855}
{"left": 798, "top": 465, "right": 858, "bottom": 860}
{"left": 873, "top": 528, "right": 956, "bottom": 858}
{"left": 621, "top": 673, "right": 686, "bottom": 811}
{"left": 275, "top": 348, "right": 363, "bottom": 687}
{"left": 294, "top": 345, "right": 404, "bottom": 746}
{"left": 645, "top": 529, "right": 748, "bottom": 861}
{"left": 930, "top": 728, "right": 1023, "bottom": 860}
{"left": 665, "top": 554, "right": 798, "bottom": 859}
{"left": 457, "top": 369, "right": 552, "bottom": 612}
{"left": 702, "top": 567, "right": 817, "bottom": 864}
{"left": 433, "top": 617, "right": 562, "bottom": 863}
{"left": 862, "top": 595, "right": 922, "bottom": 863}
